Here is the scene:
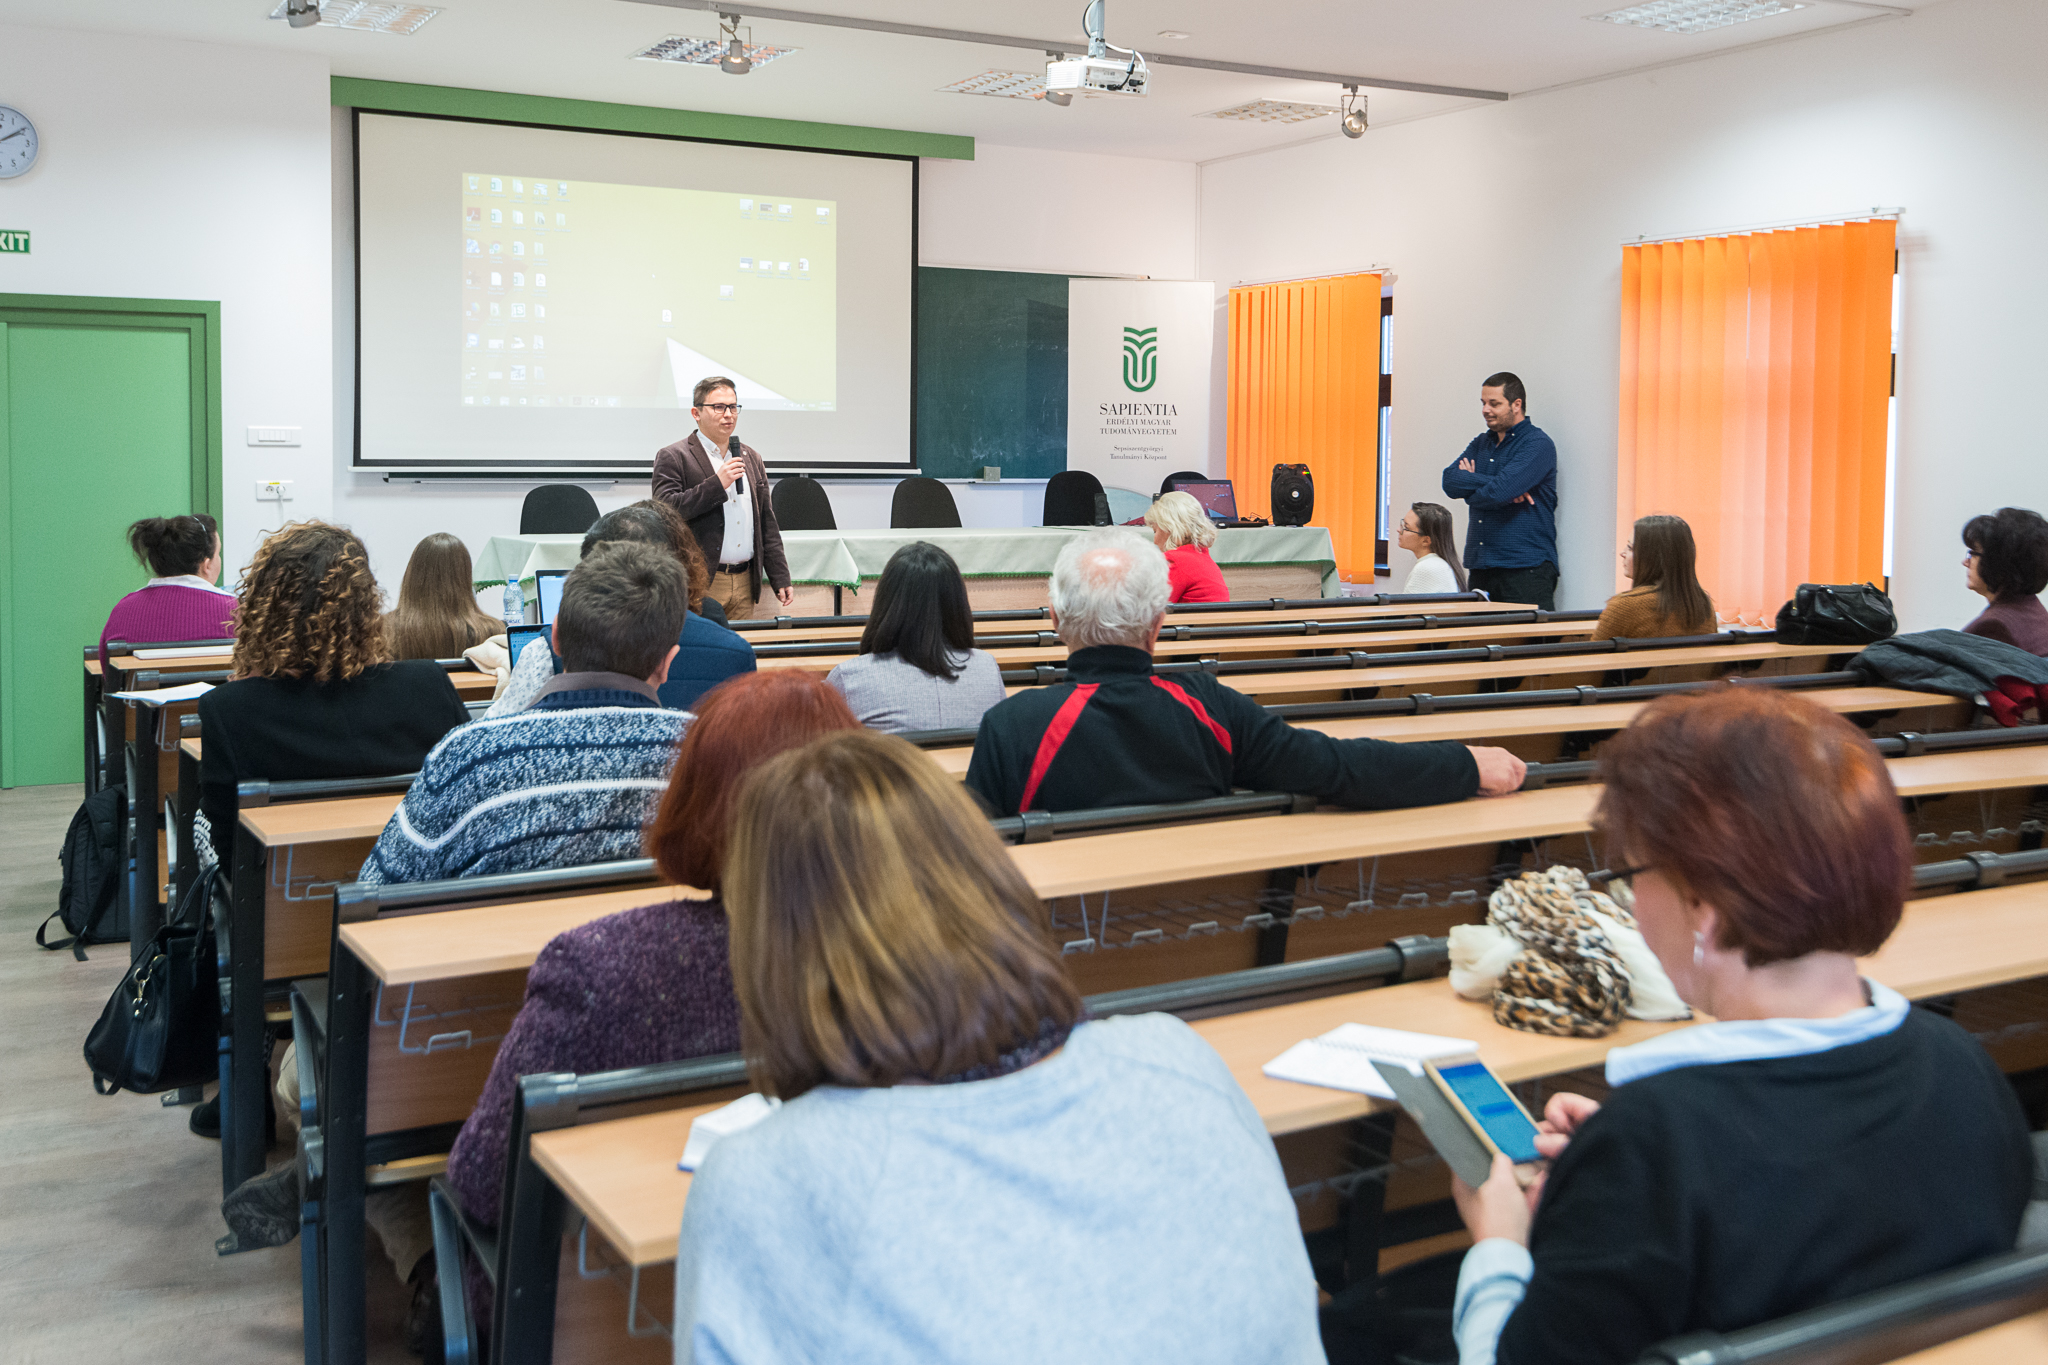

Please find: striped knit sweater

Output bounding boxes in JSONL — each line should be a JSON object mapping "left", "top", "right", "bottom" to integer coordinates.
{"left": 357, "top": 680, "right": 689, "bottom": 886}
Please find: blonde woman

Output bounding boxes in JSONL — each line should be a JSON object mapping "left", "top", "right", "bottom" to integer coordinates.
{"left": 1143, "top": 489, "right": 1229, "bottom": 602}
{"left": 675, "top": 730, "right": 1322, "bottom": 1364}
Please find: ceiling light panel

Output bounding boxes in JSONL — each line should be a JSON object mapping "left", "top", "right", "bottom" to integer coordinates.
{"left": 267, "top": 1, "right": 442, "bottom": 33}
{"left": 1587, "top": 0, "right": 1807, "bottom": 34}
{"left": 939, "top": 70, "right": 1050, "bottom": 100}
{"left": 629, "top": 35, "right": 798, "bottom": 67}
{"left": 1200, "top": 100, "right": 1337, "bottom": 124}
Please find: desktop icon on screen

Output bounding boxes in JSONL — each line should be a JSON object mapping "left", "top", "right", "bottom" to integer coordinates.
{"left": 512, "top": 180, "right": 523, "bottom": 195}
{"left": 661, "top": 309, "right": 673, "bottom": 323}
{"left": 465, "top": 207, "right": 481, "bottom": 225}
{"left": 490, "top": 208, "right": 503, "bottom": 225}
{"left": 489, "top": 177, "right": 502, "bottom": 193}
{"left": 740, "top": 199, "right": 753, "bottom": 214}
{"left": 511, "top": 365, "right": 526, "bottom": 381}
{"left": 467, "top": 175, "right": 479, "bottom": 191}
{"left": 512, "top": 272, "right": 524, "bottom": 289}
{"left": 490, "top": 242, "right": 502, "bottom": 256}
{"left": 490, "top": 271, "right": 502, "bottom": 287}
{"left": 532, "top": 335, "right": 544, "bottom": 349}
{"left": 513, "top": 211, "right": 524, "bottom": 226}
{"left": 533, "top": 243, "right": 545, "bottom": 257}
{"left": 557, "top": 182, "right": 568, "bottom": 197}
{"left": 489, "top": 303, "right": 501, "bottom": 318}
{"left": 534, "top": 304, "right": 546, "bottom": 318}
{"left": 511, "top": 304, "right": 526, "bottom": 319}
{"left": 464, "top": 239, "right": 480, "bottom": 256}
{"left": 512, "top": 242, "right": 524, "bottom": 257}
{"left": 535, "top": 182, "right": 548, "bottom": 199}
{"left": 720, "top": 285, "right": 734, "bottom": 299}
{"left": 534, "top": 273, "right": 546, "bottom": 289}
{"left": 816, "top": 207, "right": 830, "bottom": 221}
{"left": 740, "top": 257, "right": 752, "bottom": 271}
{"left": 465, "top": 333, "right": 479, "bottom": 349}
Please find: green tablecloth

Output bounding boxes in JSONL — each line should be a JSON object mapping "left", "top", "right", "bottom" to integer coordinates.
{"left": 475, "top": 525, "right": 1340, "bottom": 598}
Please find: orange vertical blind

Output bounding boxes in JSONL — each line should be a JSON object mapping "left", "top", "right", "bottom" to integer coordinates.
{"left": 1227, "top": 272, "right": 1382, "bottom": 582}
{"left": 1618, "top": 219, "right": 1895, "bottom": 623}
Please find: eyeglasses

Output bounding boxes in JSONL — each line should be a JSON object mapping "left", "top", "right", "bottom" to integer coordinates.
{"left": 699, "top": 403, "right": 742, "bottom": 415}
{"left": 1588, "top": 862, "right": 1654, "bottom": 892}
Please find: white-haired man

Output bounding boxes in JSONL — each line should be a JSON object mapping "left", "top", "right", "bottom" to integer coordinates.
{"left": 965, "top": 530, "right": 1526, "bottom": 815}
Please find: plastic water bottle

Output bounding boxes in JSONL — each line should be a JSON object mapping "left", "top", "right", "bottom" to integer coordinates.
{"left": 502, "top": 580, "right": 525, "bottom": 626}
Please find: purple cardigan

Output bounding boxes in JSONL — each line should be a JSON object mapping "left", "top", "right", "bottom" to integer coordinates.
{"left": 1964, "top": 595, "right": 2048, "bottom": 657}
{"left": 445, "top": 897, "right": 741, "bottom": 1229}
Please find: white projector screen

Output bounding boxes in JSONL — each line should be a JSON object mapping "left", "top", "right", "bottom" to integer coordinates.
{"left": 353, "top": 111, "right": 916, "bottom": 474}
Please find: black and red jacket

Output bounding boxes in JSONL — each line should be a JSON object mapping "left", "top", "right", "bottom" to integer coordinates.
{"left": 964, "top": 645, "right": 1479, "bottom": 816}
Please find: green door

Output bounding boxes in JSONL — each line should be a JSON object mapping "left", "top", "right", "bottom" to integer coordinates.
{"left": 0, "top": 296, "right": 221, "bottom": 788}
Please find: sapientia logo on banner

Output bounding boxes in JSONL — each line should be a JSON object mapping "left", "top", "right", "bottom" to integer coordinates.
{"left": 1121, "top": 326, "right": 1157, "bottom": 392}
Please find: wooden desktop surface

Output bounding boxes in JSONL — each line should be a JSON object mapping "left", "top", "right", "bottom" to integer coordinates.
{"left": 240, "top": 793, "right": 403, "bottom": 845}
{"left": 532, "top": 876, "right": 2048, "bottom": 1270}
{"left": 181, "top": 738, "right": 201, "bottom": 760}
{"left": 1887, "top": 1309, "right": 2048, "bottom": 1363}
{"left": 337, "top": 741, "right": 2043, "bottom": 986}
{"left": 922, "top": 685, "right": 1952, "bottom": 777}
{"left": 85, "top": 659, "right": 102, "bottom": 676}
{"left": 1002, "top": 641, "right": 1846, "bottom": 698}
{"left": 105, "top": 655, "right": 493, "bottom": 698}
{"left": 739, "top": 599, "right": 1542, "bottom": 644}
{"left": 755, "top": 619, "right": 1602, "bottom": 673}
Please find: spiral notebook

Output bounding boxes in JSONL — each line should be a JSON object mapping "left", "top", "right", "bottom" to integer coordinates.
{"left": 1261, "top": 1023, "right": 1478, "bottom": 1099}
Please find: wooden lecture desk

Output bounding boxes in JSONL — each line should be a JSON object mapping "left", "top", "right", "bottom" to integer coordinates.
{"left": 523, "top": 875, "right": 2048, "bottom": 1361}
{"left": 921, "top": 685, "right": 1960, "bottom": 777}
{"left": 1890, "top": 1309, "right": 2048, "bottom": 1363}
{"left": 995, "top": 640, "right": 1851, "bottom": 701}
{"left": 732, "top": 598, "right": 1543, "bottom": 642}
{"left": 754, "top": 617, "right": 1606, "bottom": 673}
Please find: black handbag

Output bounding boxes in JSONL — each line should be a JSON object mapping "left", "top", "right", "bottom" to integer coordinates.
{"left": 1774, "top": 582, "right": 1897, "bottom": 647}
{"left": 84, "top": 867, "right": 219, "bottom": 1096}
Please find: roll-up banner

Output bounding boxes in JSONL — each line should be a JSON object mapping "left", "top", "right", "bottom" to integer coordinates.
{"left": 1065, "top": 280, "right": 1215, "bottom": 496}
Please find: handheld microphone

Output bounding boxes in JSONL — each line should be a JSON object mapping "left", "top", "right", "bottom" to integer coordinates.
{"left": 729, "top": 436, "right": 744, "bottom": 496}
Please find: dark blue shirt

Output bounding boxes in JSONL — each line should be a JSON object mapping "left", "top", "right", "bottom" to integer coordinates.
{"left": 1440, "top": 419, "right": 1558, "bottom": 572}
{"left": 530, "top": 612, "right": 758, "bottom": 712}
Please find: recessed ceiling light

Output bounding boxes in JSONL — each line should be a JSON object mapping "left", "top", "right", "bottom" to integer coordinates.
{"left": 267, "top": 1, "right": 442, "bottom": 33}
{"left": 630, "top": 34, "right": 798, "bottom": 67}
{"left": 1587, "top": 0, "right": 1806, "bottom": 34}
{"left": 939, "top": 70, "right": 1050, "bottom": 100}
{"left": 1199, "top": 99, "right": 1336, "bottom": 124}
{"left": 1157, "top": 30, "right": 1192, "bottom": 39}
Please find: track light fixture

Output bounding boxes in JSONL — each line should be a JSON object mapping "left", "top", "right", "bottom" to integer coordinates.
{"left": 719, "top": 12, "right": 753, "bottom": 74}
{"left": 1340, "top": 84, "right": 1368, "bottom": 138}
{"left": 284, "top": 0, "right": 320, "bottom": 28}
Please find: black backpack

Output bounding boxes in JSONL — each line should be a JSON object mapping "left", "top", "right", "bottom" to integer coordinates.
{"left": 41, "top": 784, "right": 129, "bottom": 960}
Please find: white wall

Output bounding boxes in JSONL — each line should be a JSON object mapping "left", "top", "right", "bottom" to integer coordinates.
{"left": 1198, "top": 0, "right": 2048, "bottom": 628}
{"left": 0, "top": 23, "right": 334, "bottom": 573}
{"left": 329, "top": 132, "right": 1203, "bottom": 569}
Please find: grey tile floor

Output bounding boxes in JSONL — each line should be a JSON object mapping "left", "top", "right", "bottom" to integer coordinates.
{"left": 0, "top": 783, "right": 409, "bottom": 1363}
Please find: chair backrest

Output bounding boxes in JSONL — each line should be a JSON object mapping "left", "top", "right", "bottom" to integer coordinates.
{"left": 519, "top": 484, "right": 601, "bottom": 535}
{"left": 771, "top": 474, "right": 837, "bottom": 531}
{"left": 890, "top": 475, "right": 962, "bottom": 529}
{"left": 1159, "top": 469, "right": 1207, "bottom": 497}
{"left": 1042, "top": 470, "right": 1106, "bottom": 527}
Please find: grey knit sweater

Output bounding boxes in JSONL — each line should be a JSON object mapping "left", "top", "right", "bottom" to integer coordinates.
{"left": 357, "top": 676, "right": 689, "bottom": 885}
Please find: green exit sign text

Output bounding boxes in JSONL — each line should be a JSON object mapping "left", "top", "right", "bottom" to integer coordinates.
{"left": 0, "top": 230, "right": 28, "bottom": 254}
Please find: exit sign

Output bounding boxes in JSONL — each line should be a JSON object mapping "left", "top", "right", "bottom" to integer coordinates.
{"left": 0, "top": 230, "right": 27, "bottom": 254}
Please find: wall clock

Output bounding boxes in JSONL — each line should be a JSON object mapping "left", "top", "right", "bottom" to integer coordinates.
{"left": 0, "top": 106, "right": 40, "bottom": 179}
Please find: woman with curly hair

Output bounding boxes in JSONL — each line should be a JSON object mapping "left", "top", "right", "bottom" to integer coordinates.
{"left": 197, "top": 521, "right": 469, "bottom": 869}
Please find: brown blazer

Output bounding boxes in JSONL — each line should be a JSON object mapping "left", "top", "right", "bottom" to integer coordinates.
{"left": 651, "top": 431, "right": 790, "bottom": 603}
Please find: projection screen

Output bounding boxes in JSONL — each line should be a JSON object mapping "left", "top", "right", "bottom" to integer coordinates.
{"left": 353, "top": 111, "right": 916, "bottom": 474}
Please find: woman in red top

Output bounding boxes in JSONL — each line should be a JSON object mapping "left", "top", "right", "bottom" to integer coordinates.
{"left": 1144, "top": 490, "right": 1229, "bottom": 603}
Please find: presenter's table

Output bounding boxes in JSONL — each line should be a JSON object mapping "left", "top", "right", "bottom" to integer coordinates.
{"left": 475, "top": 524, "right": 1340, "bottom": 619}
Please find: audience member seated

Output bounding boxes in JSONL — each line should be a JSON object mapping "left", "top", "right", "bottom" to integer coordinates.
{"left": 439, "top": 671, "right": 859, "bottom": 1323}
{"left": 1451, "top": 688, "right": 2031, "bottom": 1365}
{"left": 965, "top": 530, "right": 1524, "bottom": 815}
{"left": 825, "top": 541, "right": 1006, "bottom": 733}
{"left": 1396, "top": 501, "right": 1469, "bottom": 595}
{"left": 629, "top": 496, "right": 729, "bottom": 626}
{"left": 360, "top": 543, "right": 692, "bottom": 885}
{"left": 487, "top": 506, "right": 754, "bottom": 716}
{"left": 197, "top": 521, "right": 467, "bottom": 871}
{"left": 1960, "top": 506, "right": 2048, "bottom": 655}
{"left": 1144, "top": 490, "right": 1229, "bottom": 603}
{"left": 383, "top": 531, "right": 503, "bottom": 662}
{"left": 674, "top": 729, "right": 1325, "bottom": 1362}
{"left": 99, "top": 513, "right": 235, "bottom": 666}
{"left": 1592, "top": 514, "right": 1716, "bottom": 640}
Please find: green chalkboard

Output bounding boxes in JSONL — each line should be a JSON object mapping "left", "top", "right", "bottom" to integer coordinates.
{"left": 915, "top": 267, "right": 1066, "bottom": 479}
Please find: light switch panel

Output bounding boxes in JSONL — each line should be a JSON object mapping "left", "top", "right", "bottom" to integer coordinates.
{"left": 247, "top": 426, "right": 302, "bottom": 447}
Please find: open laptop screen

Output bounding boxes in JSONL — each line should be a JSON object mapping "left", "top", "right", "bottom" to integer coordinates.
{"left": 1175, "top": 480, "right": 1239, "bottom": 523}
{"left": 535, "top": 570, "right": 568, "bottom": 624}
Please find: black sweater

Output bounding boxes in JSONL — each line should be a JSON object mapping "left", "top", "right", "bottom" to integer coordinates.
{"left": 197, "top": 661, "right": 469, "bottom": 865}
{"left": 963, "top": 645, "right": 1478, "bottom": 815}
{"left": 1498, "top": 1007, "right": 2031, "bottom": 1365}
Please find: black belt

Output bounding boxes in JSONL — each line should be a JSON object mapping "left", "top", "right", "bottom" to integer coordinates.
{"left": 717, "top": 558, "right": 754, "bottom": 574}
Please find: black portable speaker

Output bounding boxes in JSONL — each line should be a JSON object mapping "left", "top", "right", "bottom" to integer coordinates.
{"left": 1271, "top": 464, "right": 1314, "bottom": 527}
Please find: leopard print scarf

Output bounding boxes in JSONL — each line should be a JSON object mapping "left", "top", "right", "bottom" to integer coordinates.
{"left": 1489, "top": 867, "right": 1637, "bottom": 1038}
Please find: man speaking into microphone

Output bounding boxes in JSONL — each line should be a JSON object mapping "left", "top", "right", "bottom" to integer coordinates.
{"left": 653, "top": 374, "right": 795, "bottom": 620}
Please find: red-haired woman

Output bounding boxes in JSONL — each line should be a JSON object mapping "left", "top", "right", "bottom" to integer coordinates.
{"left": 1451, "top": 688, "right": 2031, "bottom": 1365}
{"left": 440, "top": 671, "right": 859, "bottom": 1284}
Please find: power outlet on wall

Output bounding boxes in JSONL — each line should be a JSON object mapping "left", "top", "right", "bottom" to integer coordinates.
{"left": 256, "top": 479, "right": 294, "bottom": 501}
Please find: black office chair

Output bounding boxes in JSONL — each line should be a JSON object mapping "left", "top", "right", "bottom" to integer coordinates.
{"left": 1158, "top": 470, "right": 1206, "bottom": 497}
{"left": 771, "top": 474, "right": 837, "bottom": 531}
{"left": 1042, "top": 470, "right": 1109, "bottom": 527}
{"left": 890, "top": 476, "right": 962, "bottom": 529}
{"left": 518, "top": 484, "right": 600, "bottom": 534}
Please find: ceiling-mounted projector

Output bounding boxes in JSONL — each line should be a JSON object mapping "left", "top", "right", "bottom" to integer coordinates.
{"left": 1045, "top": 0, "right": 1148, "bottom": 103}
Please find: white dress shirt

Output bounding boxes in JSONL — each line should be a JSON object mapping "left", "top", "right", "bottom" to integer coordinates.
{"left": 701, "top": 430, "right": 754, "bottom": 567}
